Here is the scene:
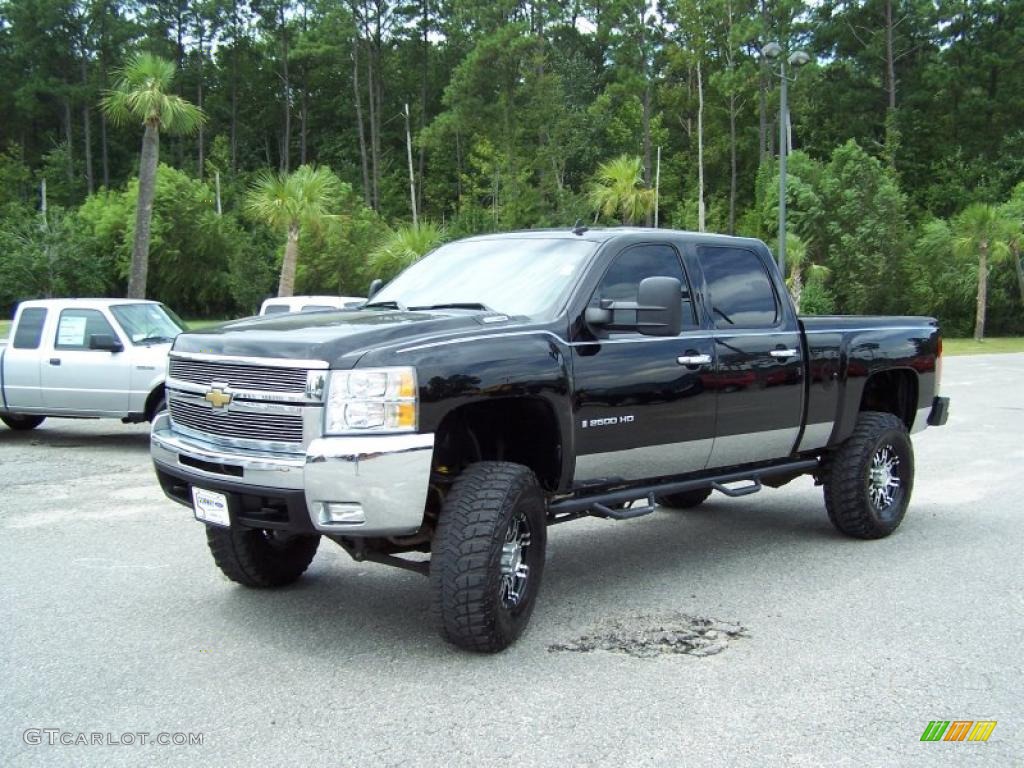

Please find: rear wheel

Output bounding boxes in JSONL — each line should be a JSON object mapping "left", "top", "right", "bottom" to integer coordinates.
{"left": 657, "top": 488, "right": 712, "bottom": 509}
{"left": 1, "top": 414, "right": 45, "bottom": 431}
{"left": 823, "top": 411, "right": 914, "bottom": 539}
{"left": 431, "top": 461, "right": 547, "bottom": 652}
{"left": 206, "top": 525, "right": 320, "bottom": 587}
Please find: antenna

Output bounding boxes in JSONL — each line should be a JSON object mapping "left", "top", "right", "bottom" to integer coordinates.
{"left": 572, "top": 219, "right": 588, "bottom": 236}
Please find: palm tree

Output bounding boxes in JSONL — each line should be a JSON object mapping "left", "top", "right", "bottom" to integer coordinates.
{"left": 245, "top": 165, "right": 342, "bottom": 297}
{"left": 101, "top": 53, "right": 205, "bottom": 299}
{"left": 784, "top": 233, "right": 829, "bottom": 313}
{"left": 587, "top": 155, "right": 655, "bottom": 226}
{"left": 953, "top": 203, "right": 1011, "bottom": 341}
{"left": 368, "top": 221, "right": 447, "bottom": 280}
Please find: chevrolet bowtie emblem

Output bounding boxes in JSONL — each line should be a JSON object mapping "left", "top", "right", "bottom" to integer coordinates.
{"left": 204, "top": 388, "right": 232, "bottom": 409}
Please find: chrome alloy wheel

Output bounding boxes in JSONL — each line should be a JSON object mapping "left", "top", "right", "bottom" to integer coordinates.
{"left": 868, "top": 444, "right": 901, "bottom": 511}
{"left": 499, "top": 512, "right": 532, "bottom": 609}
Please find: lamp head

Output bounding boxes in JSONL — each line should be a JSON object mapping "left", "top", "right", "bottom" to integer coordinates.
{"left": 762, "top": 42, "right": 782, "bottom": 59}
{"left": 788, "top": 50, "right": 811, "bottom": 67}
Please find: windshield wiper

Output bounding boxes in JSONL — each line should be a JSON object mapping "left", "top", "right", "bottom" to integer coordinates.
{"left": 363, "top": 300, "right": 408, "bottom": 311}
{"left": 138, "top": 335, "right": 176, "bottom": 344}
{"left": 409, "top": 302, "right": 493, "bottom": 312}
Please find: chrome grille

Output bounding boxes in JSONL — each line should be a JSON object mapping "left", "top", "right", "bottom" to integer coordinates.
{"left": 168, "top": 397, "right": 304, "bottom": 444}
{"left": 169, "top": 358, "right": 308, "bottom": 393}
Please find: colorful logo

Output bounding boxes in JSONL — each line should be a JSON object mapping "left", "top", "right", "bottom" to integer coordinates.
{"left": 920, "top": 721, "right": 997, "bottom": 742}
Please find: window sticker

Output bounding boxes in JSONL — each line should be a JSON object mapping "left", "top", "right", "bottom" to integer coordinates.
{"left": 57, "top": 315, "right": 88, "bottom": 347}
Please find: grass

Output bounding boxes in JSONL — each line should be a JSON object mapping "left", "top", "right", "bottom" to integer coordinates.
{"left": 184, "top": 318, "right": 232, "bottom": 330}
{"left": 942, "top": 337, "right": 1024, "bottom": 356}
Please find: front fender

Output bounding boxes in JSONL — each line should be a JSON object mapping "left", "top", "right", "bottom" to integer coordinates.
{"left": 359, "top": 330, "right": 576, "bottom": 489}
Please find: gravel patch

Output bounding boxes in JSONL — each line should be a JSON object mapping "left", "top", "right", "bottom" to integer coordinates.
{"left": 549, "top": 613, "right": 747, "bottom": 658}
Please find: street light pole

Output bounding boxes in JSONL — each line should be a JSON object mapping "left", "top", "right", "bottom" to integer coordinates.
{"left": 762, "top": 43, "right": 809, "bottom": 282}
{"left": 778, "top": 60, "right": 788, "bottom": 279}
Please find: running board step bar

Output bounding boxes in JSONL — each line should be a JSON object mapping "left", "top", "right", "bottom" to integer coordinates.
{"left": 549, "top": 458, "right": 820, "bottom": 523}
{"left": 589, "top": 493, "right": 658, "bottom": 520}
{"left": 711, "top": 479, "right": 762, "bottom": 497}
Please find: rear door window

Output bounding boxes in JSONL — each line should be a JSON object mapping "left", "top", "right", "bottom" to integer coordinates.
{"left": 697, "top": 246, "right": 780, "bottom": 328}
{"left": 12, "top": 308, "right": 48, "bottom": 349}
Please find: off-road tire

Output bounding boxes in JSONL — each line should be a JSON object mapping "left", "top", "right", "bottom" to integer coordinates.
{"left": 206, "top": 525, "right": 320, "bottom": 587}
{"left": 431, "top": 461, "right": 547, "bottom": 652}
{"left": 823, "top": 411, "right": 914, "bottom": 539}
{"left": 657, "top": 488, "right": 712, "bottom": 509}
{"left": 1, "top": 414, "right": 45, "bottom": 431}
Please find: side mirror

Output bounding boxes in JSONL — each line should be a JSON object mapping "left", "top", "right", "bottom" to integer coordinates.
{"left": 89, "top": 333, "right": 124, "bottom": 353}
{"left": 368, "top": 278, "right": 384, "bottom": 299}
{"left": 585, "top": 277, "right": 683, "bottom": 337}
{"left": 636, "top": 276, "right": 683, "bottom": 336}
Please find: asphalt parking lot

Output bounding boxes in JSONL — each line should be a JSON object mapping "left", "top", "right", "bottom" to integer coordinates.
{"left": 1, "top": 354, "right": 1021, "bottom": 767}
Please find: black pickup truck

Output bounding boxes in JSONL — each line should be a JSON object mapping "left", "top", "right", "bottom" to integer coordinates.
{"left": 151, "top": 228, "right": 949, "bottom": 652}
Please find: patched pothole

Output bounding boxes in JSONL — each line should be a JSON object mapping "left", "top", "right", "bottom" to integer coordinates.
{"left": 548, "top": 613, "right": 747, "bottom": 658}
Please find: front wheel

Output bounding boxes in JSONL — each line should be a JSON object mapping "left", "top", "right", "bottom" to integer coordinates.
{"left": 823, "top": 411, "right": 914, "bottom": 539}
{"left": 206, "top": 525, "right": 320, "bottom": 587}
{"left": 431, "top": 461, "right": 547, "bottom": 652}
{"left": 1, "top": 414, "right": 45, "bottom": 431}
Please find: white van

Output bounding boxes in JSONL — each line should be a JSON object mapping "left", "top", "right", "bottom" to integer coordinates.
{"left": 259, "top": 296, "right": 365, "bottom": 316}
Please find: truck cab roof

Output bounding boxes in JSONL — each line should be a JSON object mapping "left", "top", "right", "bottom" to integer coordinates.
{"left": 457, "top": 227, "right": 768, "bottom": 250}
{"left": 13, "top": 298, "right": 163, "bottom": 313}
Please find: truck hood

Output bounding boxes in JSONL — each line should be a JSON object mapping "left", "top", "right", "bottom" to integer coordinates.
{"left": 172, "top": 308, "right": 511, "bottom": 367}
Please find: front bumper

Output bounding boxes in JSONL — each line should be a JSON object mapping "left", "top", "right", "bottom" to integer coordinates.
{"left": 150, "top": 413, "right": 435, "bottom": 536}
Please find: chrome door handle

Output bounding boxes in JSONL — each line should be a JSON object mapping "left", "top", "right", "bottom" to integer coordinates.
{"left": 770, "top": 348, "right": 798, "bottom": 358}
{"left": 677, "top": 354, "right": 712, "bottom": 366}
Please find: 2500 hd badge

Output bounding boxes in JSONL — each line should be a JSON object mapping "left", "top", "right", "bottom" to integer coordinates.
{"left": 151, "top": 227, "right": 949, "bottom": 652}
{"left": 583, "top": 415, "right": 635, "bottom": 428}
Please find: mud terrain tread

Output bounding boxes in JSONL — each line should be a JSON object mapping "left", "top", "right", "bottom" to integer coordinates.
{"left": 431, "top": 461, "right": 544, "bottom": 652}
{"left": 824, "top": 411, "right": 912, "bottom": 539}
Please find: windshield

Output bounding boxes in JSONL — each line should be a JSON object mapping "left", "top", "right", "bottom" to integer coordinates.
{"left": 110, "top": 303, "right": 186, "bottom": 344}
{"left": 370, "top": 238, "right": 597, "bottom": 319}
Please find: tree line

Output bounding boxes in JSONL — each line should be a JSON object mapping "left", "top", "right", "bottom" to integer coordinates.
{"left": 0, "top": 0, "right": 1022, "bottom": 338}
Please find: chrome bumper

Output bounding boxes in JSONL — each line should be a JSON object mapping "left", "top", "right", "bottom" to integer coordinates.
{"left": 150, "top": 413, "right": 435, "bottom": 536}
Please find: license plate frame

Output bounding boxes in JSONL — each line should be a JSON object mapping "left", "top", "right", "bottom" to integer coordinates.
{"left": 191, "top": 486, "right": 231, "bottom": 528}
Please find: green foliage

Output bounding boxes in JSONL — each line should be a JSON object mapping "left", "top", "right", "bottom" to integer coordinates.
{"left": 78, "top": 165, "right": 246, "bottom": 315}
{"left": 905, "top": 218, "right": 974, "bottom": 335}
{"left": 368, "top": 222, "right": 448, "bottom": 281}
{"left": 0, "top": 145, "right": 33, "bottom": 210}
{"left": 587, "top": 155, "right": 655, "bottom": 225}
{"left": 0, "top": 1, "right": 1022, "bottom": 329}
{"left": 798, "top": 278, "right": 835, "bottom": 315}
{"left": 102, "top": 53, "right": 206, "bottom": 135}
{"left": 298, "top": 192, "right": 386, "bottom": 296}
{"left": 817, "top": 141, "right": 911, "bottom": 314}
{"left": 244, "top": 165, "right": 344, "bottom": 234}
{"left": 0, "top": 207, "right": 115, "bottom": 312}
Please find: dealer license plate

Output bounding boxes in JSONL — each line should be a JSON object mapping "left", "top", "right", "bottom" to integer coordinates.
{"left": 191, "top": 487, "right": 231, "bottom": 528}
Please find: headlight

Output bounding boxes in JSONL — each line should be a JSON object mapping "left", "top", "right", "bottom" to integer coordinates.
{"left": 324, "top": 367, "right": 417, "bottom": 434}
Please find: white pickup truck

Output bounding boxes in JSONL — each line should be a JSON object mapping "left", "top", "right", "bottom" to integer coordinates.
{"left": 0, "top": 298, "right": 185, "bottom": 431}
